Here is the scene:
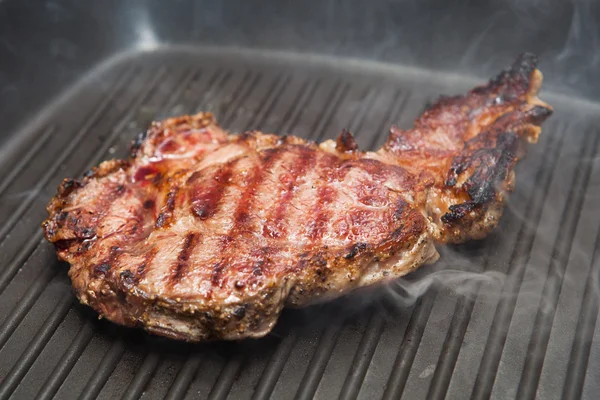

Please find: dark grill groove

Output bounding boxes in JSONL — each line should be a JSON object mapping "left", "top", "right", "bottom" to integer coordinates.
{"left": 382, "top": 294, "right": 438, "bottom": 400}
{"left": 0, "top": 252, "right": 62, "bottom": 350}
{"left": 339, "top": 312, "right": 386, "bottom": 400}
{"left": 164, "top": 354, "right": 203, "bottom": 400}
{"left": 79, "top": 339, "right": 127, "bottom": 400}
{"left": 121, "top": 353, "right": 162, "bottom": 400}
{"left": 163, "top": 68, "right": 200, "bottom": 113}
{"left": 275, "top": 78, "right": 319, "bottom": 134}
{"left": 208, "top": 355, "right": 244, "bottom": 400}
{"left": 311, "top": 81, "right": 349, "bottom": 142}
{"left": 246, "top": 74, "right": 291, "bottom": 130}
{"left": 252, "top": 333, "right": 298, "bottom": 400}
{"left": 365, "top": 89, "right": 406, "bottom": 150}
{"left": 36, "top": 321, "right": 95, "bottom": 400}
{"left": 346, "top": 86, "right": 378, "bottom": 133}
{"left": 197, "top": 69, "right": 233, "bottom": 112}
{"left": 471, "top": 122, "right": 582, "bottom": 400}
{"left": 294, "top": 316, "right": 345, "bottom": 400}
{"left": 0, "top": 125, "right": 54, "bottom": 197}
{"left": 220, "top": 72, "right": 263, "bottom": 127}
{"left": 561, "top": 225, "right": 600, "bottom": 400}
{"left": 0, "top": 236, "right": 45, "bottom": 296}
{"left": 516, "top": 124, "right": 600, "bottom": 399}
{"left": 0, "top": 295, "right": 72, "bottom": 399}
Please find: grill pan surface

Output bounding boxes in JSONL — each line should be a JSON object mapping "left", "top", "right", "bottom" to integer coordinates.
{"left": 0, "top": 46, "right": 599, "bottom": 400}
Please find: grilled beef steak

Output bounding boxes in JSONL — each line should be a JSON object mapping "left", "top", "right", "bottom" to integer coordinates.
{"left": 43, "top": 53, "right": 552, "bottom": 341}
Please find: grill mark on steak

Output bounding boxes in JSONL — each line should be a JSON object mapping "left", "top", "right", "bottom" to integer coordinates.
{"left": 209, "top": 147, "right": 287, "bottom": 289}
{"left": 203, "top": 257, "right": 229, "bottom": 301}
{"left": 308, "top": 186, "right": 336, "bottom": 241}
{"left": 211, "top": 261, "right": 225, "bottom": 287}
{"left": 374, "top": 199, "right": 426, "bottom": 255}
{"left": 92, "top": 246, "right": 121, "bottom": 277}
{"left": 306, "top": 154, "right": 349, "bottom": 241}
{"left": 232, "top": 146, "right": 286, "bottom": 234}
{"left": 155, "top": 187, "right": 179, "bottom": 229}
{"left": 123, "top": 201, "right": 147, "bottom": 243}
{"left": 170, "top": 232, "right": 201, "bottom": 284}
{"left": 233, "top": 164, "right": 263, "bottom": 229}
{"left": 133, "top": 248, "right": 157, "bottom": 284}
{"left": 264, "top": 146, "right": 317, "bottom": 239}
{"left": 65, "top": 178, "right": 132, "bottom": 249}
{"left": 190, "top": 159, "right": 237, "bottom": 220}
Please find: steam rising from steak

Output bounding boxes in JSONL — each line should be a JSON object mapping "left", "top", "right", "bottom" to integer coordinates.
{"left": 42, "top": 53, "right": 552, "bottom": 341}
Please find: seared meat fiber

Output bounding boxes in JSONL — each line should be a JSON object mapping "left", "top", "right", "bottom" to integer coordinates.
{"left": 43, "top": 53, "right": 552, "bottom": 341}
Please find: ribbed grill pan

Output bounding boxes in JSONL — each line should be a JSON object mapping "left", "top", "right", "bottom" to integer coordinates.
{"left": 0, "top": 47, "right": 598, "bottom": 400}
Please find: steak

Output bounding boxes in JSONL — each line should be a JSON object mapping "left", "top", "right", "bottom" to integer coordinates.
{"left": 43, "top": 53, "right": 552, "bottom": 341}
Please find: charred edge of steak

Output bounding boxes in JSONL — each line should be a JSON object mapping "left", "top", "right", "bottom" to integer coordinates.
{"left": 441, "top": 131, "right": 517, "bottom": 224}
{"left": 441, "top": 202, "right": 478, "bottom": 224}
{"left": 472, "top": 52, "right": 538, "bottom": 102}
{"left": 438, "top": 53, "right": 552, "bottom": 229}
{"left": 57, "top": 178, "right": 83, "bottom": 197}
{"left": 336, "top": 129, "right": 359, "bottom": 153}
{"left": 425, "top": 52, "right": 541, "bottom": 115}
{"left": 344, "top": 242, "right": 369, "bottom": 259}
{"left": 522, "top": 104, "right": 553, "bottom": 126}
{"left": 464, "top": 132, "right": 518, "bottom": 204}
{"left": 441, "top": 101, "right": 552, "bottom": 228}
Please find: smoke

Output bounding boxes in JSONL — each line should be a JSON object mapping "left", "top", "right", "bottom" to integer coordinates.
{"left": 1, "top": 188, "right": 43, "bottom": 200}
{"left": 385, "top": 268, "right": 506, "bottom": 308}
{"left": 430, "top": 0, "right": 600, "bottom": 103}
{"left": 556, "top": 0, "right": 600, "bottom": 65}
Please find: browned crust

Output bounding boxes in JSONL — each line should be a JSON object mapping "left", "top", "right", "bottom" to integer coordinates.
{"left": 42, "top": 53, "right": 553, "bottom": 341}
